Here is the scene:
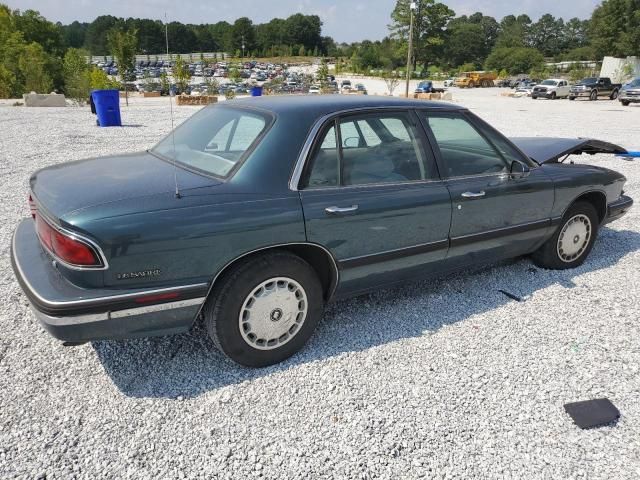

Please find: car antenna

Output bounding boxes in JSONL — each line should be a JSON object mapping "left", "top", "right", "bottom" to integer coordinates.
{"left": 165, "top": 13, "right": 181, "bottom": 199}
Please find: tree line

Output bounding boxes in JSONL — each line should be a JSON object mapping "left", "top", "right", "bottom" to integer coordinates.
{"left": 1, "top": 0, "right": 639, "bottom": 99}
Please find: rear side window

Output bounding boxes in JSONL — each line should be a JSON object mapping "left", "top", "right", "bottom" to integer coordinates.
{"left": 304, "top": 112, "right": 435, "bottom": 188}
{"left": 423, "top": 113, "right": 509, "bottom": 177}
{"left": 152, "top": 106, "right": 270, "bottom": 178}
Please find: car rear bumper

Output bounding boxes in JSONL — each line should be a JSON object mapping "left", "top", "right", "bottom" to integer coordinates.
{"left": 604, "top": 195, "right": 633, "bottom": 224}
{"left": 11, "top": 218, "right": 208, "bottom": 343}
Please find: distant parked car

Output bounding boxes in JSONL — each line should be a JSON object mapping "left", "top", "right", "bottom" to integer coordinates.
{"left": 414, "top": 81, "right": 444, "bottom": 94}
{"left": 531, "top": 79, "right": 571, "bottom": 99}
{"left": 12, "top": 96, "right": 632, "bottom": 367}
{"left": 619, "top": 78, "right": 640, "bottom": 106}
{"left": 444, "top": 78, "right": 454, "bottom": 87}
{"left": 355, "top": 83, "right": 368, "bottom": 95}
{"left": 308, "top": 85, "right": 321, "bottom": 95}
{"left": 569, "top": 77, "right": 621, "bottom": 101}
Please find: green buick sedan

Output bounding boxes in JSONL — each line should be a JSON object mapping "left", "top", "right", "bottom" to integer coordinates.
{"left": 11, "top": 96, "right": 633, "bottom": 366}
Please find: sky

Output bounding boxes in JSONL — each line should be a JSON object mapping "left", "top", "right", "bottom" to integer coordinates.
{"left": 5, "top": 0, "right": 602, "bottom": 43}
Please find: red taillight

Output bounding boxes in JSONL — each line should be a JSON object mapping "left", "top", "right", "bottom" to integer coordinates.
{"left": 28, "top": 194, "right": 37, "bottom": 219}
{"left": 35, "top": 213, "right": 100, "bottom": 267}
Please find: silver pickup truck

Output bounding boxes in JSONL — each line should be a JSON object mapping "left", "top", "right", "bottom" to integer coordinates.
{"left": 619, "top": 78, "right": 640, "bottom": 106}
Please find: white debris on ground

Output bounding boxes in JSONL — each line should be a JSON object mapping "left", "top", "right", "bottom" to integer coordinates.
{"left": 1, "top": 90, "right": 639, "bottom": 480}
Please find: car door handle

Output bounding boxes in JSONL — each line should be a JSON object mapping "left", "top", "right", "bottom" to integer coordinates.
{"left": 461, "top": 191, "right": 486, "bottom": 198}
{"left": 325, "top": 205, "right": 359, "bottom": 215}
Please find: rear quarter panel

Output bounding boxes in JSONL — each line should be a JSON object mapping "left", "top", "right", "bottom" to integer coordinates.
{"left": 72, "top": 192, "right": 306, "bottom": 288}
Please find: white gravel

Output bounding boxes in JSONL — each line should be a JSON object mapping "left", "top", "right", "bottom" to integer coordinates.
{"left": 1, "top": 91, "right": 640, "bottom": 479}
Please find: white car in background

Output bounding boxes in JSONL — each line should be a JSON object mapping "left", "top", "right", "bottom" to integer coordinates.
{"left": 444, "top": 78, "right": 454, "bottom": 87}
{"left": 532, "top": 79, "right": 571, "bottom": 99}
{"left": 308, "top": 85, "right": 321, "bottom": 94}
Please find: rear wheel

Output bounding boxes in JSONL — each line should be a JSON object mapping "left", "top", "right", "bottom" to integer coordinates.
{"left": 610, "top": 89, "right": 619, "bottom": 100}
{"left": 468, "top": 81, "right": 475, "bottom": 88}
{"left": 203, "top": 252, "right": 324, "bottom": 367}
{"left": 589, "top": 90, "right": 598, "bottom": 101}
{"left": 532, "top": 201, "right": 599, "bottom": 270}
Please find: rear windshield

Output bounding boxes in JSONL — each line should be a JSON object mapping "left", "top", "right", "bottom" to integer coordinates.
{"left": 152, "top": 105, "right": 271, "bottom": 178}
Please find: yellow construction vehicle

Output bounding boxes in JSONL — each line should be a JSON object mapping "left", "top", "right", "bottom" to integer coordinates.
{"left": 454, "top": 71, "right": 498, "bottom": 88}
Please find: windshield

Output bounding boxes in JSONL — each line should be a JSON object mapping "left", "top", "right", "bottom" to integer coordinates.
{"left": 541, "top": 80, "right": 557, "bottom": 85}
{"left": 627, "top": 78, "right": 640, "bottom": 88}
{"left": 152, "top": 105, "right": 271, "bottom": 178}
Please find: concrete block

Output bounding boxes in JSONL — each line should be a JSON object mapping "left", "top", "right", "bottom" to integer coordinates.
{"left": 442, "top": 92, "right": 453, "bottom": 101}
{"left": 22, "top": 92, "right": 66, "bottom": 107}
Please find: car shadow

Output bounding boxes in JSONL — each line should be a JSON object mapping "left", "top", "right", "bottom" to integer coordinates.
{"left": 93, "top": 227, "right": 640, "bottom": 399}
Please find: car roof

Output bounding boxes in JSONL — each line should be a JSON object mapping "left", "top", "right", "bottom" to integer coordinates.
{"left": 227, "top": 94, "right": 463, "bottom": 118}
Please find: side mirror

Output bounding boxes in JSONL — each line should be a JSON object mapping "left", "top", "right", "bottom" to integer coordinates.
{"left": 510, "top": 160, "right": 530, "bottom": 179}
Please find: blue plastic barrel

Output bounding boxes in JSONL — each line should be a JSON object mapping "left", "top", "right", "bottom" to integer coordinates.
{"left": 251, "top": 86, "right": 263, "bottom": 97}
{"left": 91, "top": 89, "right": 121, "bottom": 127}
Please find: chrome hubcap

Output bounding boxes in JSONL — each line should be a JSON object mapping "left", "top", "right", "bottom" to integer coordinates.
{"left": 238, "top": 277, "right": 307, "bottom": 351}
{"left": 557, "top": 214, "right": 591, "bottom": 262}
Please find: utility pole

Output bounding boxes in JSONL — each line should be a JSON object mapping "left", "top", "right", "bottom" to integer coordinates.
{"left": 242, "top": 34, "right": 245, "bottom": 60}
{"left": 404, "top": 1, "right": 417, "bottom": 98}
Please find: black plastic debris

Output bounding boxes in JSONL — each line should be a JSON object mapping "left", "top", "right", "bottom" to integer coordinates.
{"left": 564, "top": 398, "right": 620, "bottom": 429}
{"left": 498, "top": 289, "right": 523, "bottom": 302}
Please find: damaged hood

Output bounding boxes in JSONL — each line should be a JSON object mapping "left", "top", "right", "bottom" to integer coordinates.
{"left": 509, "top": 137, "right": 627, "bottom": 164}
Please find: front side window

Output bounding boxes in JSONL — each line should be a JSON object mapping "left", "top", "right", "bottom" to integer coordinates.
{"left": 152, "top": 106, "right": 270, "bottom": 178}
{"left": 424, "top": 113, "right": 509, "bottom": 177}
{"left": 304, "top": 112, "right": 434, "bottom": 188}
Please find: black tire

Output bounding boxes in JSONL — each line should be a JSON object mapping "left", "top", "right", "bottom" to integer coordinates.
{"left": 203, "top": 252, "right": 324, "bottom": 367}
{"left": 610, "top": 89, "right": 619, "bottom": 100}
{"left": 589, "top": 90, "right": 598, "bottom": 101}
{"left": 621, "top": 100, "right": 630, "bottom": 106}
{"left": 569, "top": 96, "right": 575, "bottom": 101}
{"left": 550, "top": 92, "right": 556, "bottom": 100}
{"left": 532, "top": 95, "right": 537, "bottom": 100}
{"left": 531, "top": 201, "right": 600, "bottom": 270}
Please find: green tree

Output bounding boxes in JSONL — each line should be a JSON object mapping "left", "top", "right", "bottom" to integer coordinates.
{"left": 173, "top": 57, "right": 192, "bottom": 92}
{"left": 0, "top": 64, "right": 15, "bottom": 98}
{"left": 85, "top": 15, "right": 122, "bottom": 55}
{"left": 63, "top": 47, "right": 90, "bottom": 103}
{"left": 443, "top": 22, "right": 486, "bottom": 67}
{"left": 231, "top": 17, "right": 256, "bottom": 54}
{"left": 495, "top": 15, "right": 532, "bottom": 49}
{"left": 89, "top": 67, "right": 119, "bottom": 90}
{"left": 13, "top": 8, "right": 64, "bottom": 55}
{"left": 484, "top": 47, "right": 545, "bottom": 74}
{"left": 19, "top": 42, "right": 52, "bottom": 93}
{"left": 390, "top": 0, "right": 455, "bottom": 69}
{"left": 589, "top": 0, "right": 640, "bottom": 58}
{"left": 529, "top": 14, "right": 565, "bottom": 56}
{"left": 107, "top": 27, "right": 137, "bottom": 105}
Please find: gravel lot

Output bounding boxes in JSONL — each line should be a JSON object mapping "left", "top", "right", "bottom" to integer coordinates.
{"left": 1, "top": 90, "right": 639, "bottom": 479}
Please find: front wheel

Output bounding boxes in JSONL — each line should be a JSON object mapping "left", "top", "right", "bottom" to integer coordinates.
{"left": 532, "top": 201, "right": 599, "bottom": 270}
{"left": 203, "top": 252, "right": 324, "bottom": 367}
{"left": 569, "top": 96, "right": 575, "bottom": 101}
{"left": 550, "top": 92, "right": 557, "bottom": 100}
{"left": 621, "top": 100, "right": 630, "bottom": 106}
{"left": 590, "top": 90, "right": 598, "bottom": 101}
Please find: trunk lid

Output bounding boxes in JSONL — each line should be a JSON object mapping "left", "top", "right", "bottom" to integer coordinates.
{"left": 30, "top": 151, "right": 220, "bottom": 219}
{"left": 509, "top": 137, "right": 627, "bottom": 164}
